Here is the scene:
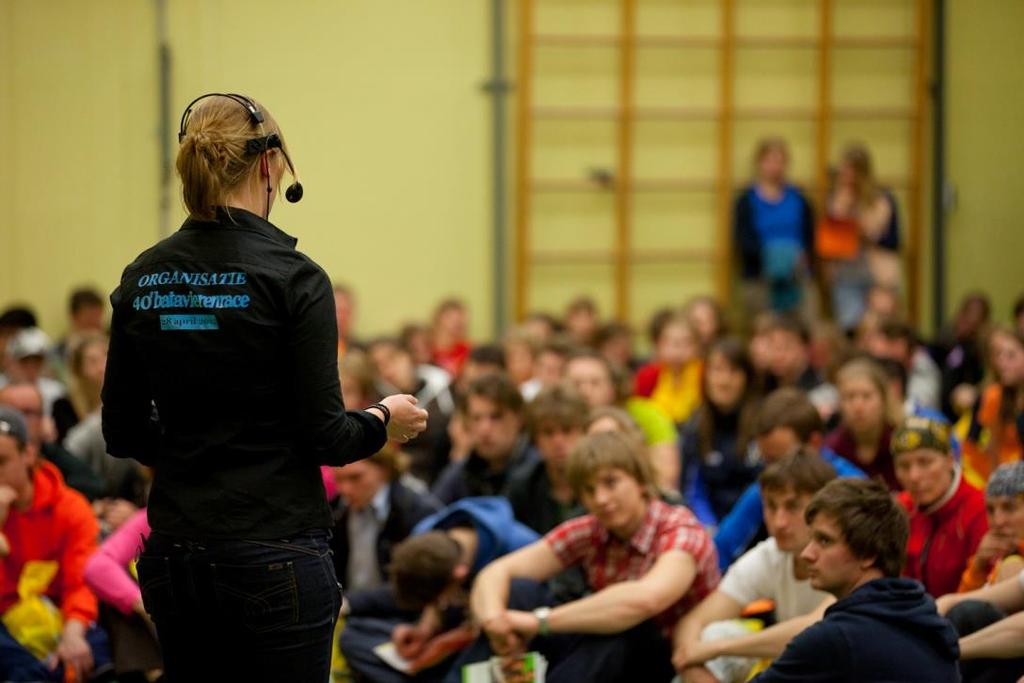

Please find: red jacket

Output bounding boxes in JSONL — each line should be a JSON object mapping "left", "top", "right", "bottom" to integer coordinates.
{"left": 0, "top": 460, "right": 99, "bottom": 624}
{"left": 900, "top": 471, "right": 987, "bottom": 598}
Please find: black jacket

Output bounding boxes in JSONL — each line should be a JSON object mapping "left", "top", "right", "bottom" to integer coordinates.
{"left": 102, "top": 208, "right": 387, "bottom": 539}
{"left": 430, "top": 437, "right": 540, "bottom": 506}
{"left": 752, "top": 578, "right": 960, "bottom": 682}
{"left": 329, "top": 480, "right": 441, "bottom": 586}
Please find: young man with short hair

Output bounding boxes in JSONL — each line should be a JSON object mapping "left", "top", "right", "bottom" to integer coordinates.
{"left": 507, "top": 384, "right": 588, "bottom": 534}
{"left": 674, "top": 451, "right": 836, "bottom": 682}
{"left": 751, "top": 478, "right": 960, "bottom": 682}
{"left": 714, "top": 388, "right": 865, "bottom": 569}
{"left": 431, "top": 374, "right": 539, "bottom": 505}
{"left": 453, "top": 430, "right": 719, "bottom": 682}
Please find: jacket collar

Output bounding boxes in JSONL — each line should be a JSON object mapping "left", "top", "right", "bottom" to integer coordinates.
{"left": 180, "top": 207, "right": 298, "bottom": 249}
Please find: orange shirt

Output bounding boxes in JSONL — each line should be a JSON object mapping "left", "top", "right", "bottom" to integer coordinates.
{"left": 0, "top": 461, "right": 99, "bottom": 624}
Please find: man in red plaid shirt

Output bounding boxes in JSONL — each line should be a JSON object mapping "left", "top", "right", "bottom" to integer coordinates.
{"left": 448, "top": 430, "right": 719, "bottom": 682}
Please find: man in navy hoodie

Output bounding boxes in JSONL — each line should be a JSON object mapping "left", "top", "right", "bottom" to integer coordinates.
{"left": 752, "top": 478, "right": 960, "bottom": 682}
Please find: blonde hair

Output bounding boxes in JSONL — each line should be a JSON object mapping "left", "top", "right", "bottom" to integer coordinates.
{"left": 840, "top": 142, "right": 881, "bottom": 207}
{"left": 176, "top": 95, "right": 288, "bottom": 220}
{"left": 837, "top": 357, "right": 898, "bottom": 427}
{"left": 67, "top": 331, "right": 108, "bottom": 418}
{"left": 566, "top": 430, "right": 657, "bottom": 499}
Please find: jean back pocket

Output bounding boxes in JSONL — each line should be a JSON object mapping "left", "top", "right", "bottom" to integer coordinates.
{"left": 212, "top": 561, "right": 299, "bottom": 634}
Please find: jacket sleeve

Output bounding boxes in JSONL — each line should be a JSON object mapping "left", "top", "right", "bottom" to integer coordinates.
{"left": 751, "top": 621, "right": 850, "bottom": 682}
{"left": 734, "top": 189, "right": 761, "bottom": 279}
{"left": 286, "top": 260, "right": 387, "bottom": 466}
{"left": 102, "top": 284, "right": 160, "bottom": 466}
{"left": 83, "top": 509, "right": 150, "bottom": 615}
{"left": 800, "top": 190, "right": 817, "bottom": 275}
{"left": 58, "top": 496, "right": 101, "bottom": 625}
{"left": 680, "top": 429, "right": 717, "bottom": 527}
{"left": 713, "top": 483, "right": 764, "bottom": 571}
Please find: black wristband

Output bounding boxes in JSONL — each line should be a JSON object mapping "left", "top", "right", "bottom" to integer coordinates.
{"left": 367, "top": 402, "right": 391, "bottom": 427}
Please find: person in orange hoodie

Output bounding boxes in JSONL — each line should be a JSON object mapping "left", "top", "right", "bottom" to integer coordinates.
{"left": 0, "top": 406, "right": 108, "bottom": 682}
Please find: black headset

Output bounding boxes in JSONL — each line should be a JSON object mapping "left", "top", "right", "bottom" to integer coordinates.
{"left": 177, "top": 93, "right": 304, "bottom": 213}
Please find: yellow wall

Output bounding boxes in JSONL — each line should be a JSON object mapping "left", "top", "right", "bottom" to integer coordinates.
{"left": 0, "top": 0, "right": 159, "bottom": 333}
{"left": 1, "top": 0, "right": 1021, "bottom": 341}
{"left": 946, "top": 0, "right": 1024, "bottom": 325}
{"left": 1, "top": 0, "right": 493, "bottom": 340}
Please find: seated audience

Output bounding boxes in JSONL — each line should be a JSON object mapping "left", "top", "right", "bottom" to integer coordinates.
{"left": 83, "top": 508, "right": 162, "bottom": 681}
{"left": 503, "top": 328, "right": 541, "bottom": 400}
{"left": 0, "top": 383, "right": 105, "bottom": 502}
{"left": 566, "top": 350, "right": 680, "bottom": 490}
{"left": 939, "top": 569, "right": 1024, "bottom": 682}
{"left": 369, "top": 336, "right": 455, "bottom": 485}
{"left": 714, "top": 388, "right": 865, "bottom": 570}
{"left": 959, "top": 327, "right": 1023, "bottom": 487}
{"left": 564, "top": 296, "right": 600, "bottom": 348}
{"left": 634, "top": 311, "right": 704, "bottom": 425}
{"left": 866, "top": 319, "right": 942, "bottom": 412}
{"left": 824, "top": 357, "right": 901, "bottom": 491}
{"left": 959, "top": 462, "right": 1024, "bottom": 592}
{"left": 339, "top": 496, "right": 538, "bottom": 682}
{"left": 681, "top": 338, "right": 762, "bottom": 527}
{"left": 330, "top": 447, "right": 442, "bottom": 593}
{"left": 751, "top": 479, "right": 960, "bottom": 682}
{"left": 333, "top": 283, "right": 363, "bottom": 358}
{"left": 0, "top": 407, "right": 111, "bottom": 682}
{"left": 454, "top": 431, "right": 720, "bottom": 683}
{"left": 507, "top": 384, "right": 587, "bottom": 534}
{"left": 431, "top": 299, "right": 471, "bottom": 378}
{"left": 685, "top": 296, "right": 728, "bottom": 349}
{"left": 762, "top": 315, "right": 835, "bottom": 420}
{"left": 594, "top": 321, "right": 637, "bottom": 373}
{"left": 1, "top": 328, "right": 66, "bottom": 419}
{"left": 937, "top": 292, "right": 991, "bottom": 419}
{"left": 431, "top": 374, "right": 538, "bottom": 505}
{"left": 894, "top": 416, "right": 987, "bottom": 597}
{"left": 674, "top": 450, "right": 836, "bottom": 682}
{"left": 60, "top": 333, "right": 146, "bottom": 506}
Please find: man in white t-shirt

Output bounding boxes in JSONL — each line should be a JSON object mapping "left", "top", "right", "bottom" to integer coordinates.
{"left": 673, "top": 450, "right": 837, "bottom": 683}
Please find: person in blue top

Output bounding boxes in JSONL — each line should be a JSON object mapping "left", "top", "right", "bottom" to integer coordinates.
{"left": 714, "top": 388, "right": 865, "bottom": 571}
{"left": 734, "top": 137, "right": 815, "bottom": 318}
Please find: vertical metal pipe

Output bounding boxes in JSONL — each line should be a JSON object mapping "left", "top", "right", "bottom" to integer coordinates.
{"left": 156, "top": 0, "right": 172, "bottom": 238}
{"left": 931, "top": 0, "right": 946, "bottom": 330}
{"left": 489, "top": 0, "right": 509, "bottom": 338}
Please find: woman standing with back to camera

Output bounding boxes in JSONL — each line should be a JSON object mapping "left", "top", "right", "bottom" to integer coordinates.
{"left": 101, "top": 93, "right": 427, "bottom": 682}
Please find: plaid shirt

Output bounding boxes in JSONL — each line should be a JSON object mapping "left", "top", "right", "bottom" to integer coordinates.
{"left": 544, "top": 499, "right": 720, "bottom": 637}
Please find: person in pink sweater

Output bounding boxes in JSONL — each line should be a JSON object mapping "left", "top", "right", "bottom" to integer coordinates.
{"left": 84, "top": 508, "right": 150, "bottom": 616}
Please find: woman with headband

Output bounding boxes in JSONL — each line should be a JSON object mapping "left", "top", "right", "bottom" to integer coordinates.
{"left": 101, "top": 93, "right": 427, "bottom": 682}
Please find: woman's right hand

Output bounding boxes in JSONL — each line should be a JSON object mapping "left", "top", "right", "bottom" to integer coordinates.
{"left": 379, "top": 394, "right": 428, "bottom": 443}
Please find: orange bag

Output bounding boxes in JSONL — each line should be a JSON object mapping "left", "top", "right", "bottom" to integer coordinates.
{"left": 816, "top": 215, "right": 860, "bottom": 260}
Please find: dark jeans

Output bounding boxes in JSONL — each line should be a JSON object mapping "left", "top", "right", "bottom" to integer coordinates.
{"left": 137, "top": 528, "right": 341, "bottom": 683}
{"left": 948, "top": 600, "right": 1024, "bottom": 683}
{"left": 445, "top": 579, "right": 676, "bottom": 683}
{"left": 0, "top": 619, "right": 112, "bottom": 682}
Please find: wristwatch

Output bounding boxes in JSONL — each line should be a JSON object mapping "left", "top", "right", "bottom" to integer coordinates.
{"left": 532, "top": 606, "right": 552, "bottom": 636}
